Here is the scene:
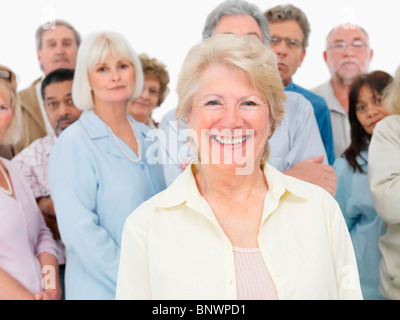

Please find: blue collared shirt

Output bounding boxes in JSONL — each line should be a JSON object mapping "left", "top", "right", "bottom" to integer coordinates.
{"left": 48, "top": 110, "right": 166, "bottom": 300}
{"left": 285, "top": 82, "right": 335, "bottom": 165}
{"left": 159, "top": 91, "right": 327, "bottom": 186}
{"left": 334, "top": 150, "right": 385, "bottom": 300}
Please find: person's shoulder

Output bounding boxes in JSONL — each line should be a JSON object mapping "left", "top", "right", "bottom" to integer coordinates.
{"left": 18, "top": 78, "right": 41, "bottom": 100}
{"left": 332, "top": 154, "right": 352, "bottom": 175}
{"left": 311, "top": 80, "right": 330, "bottom": 92}
{"left": 124, "top": 190, "right": 166, "bottom": 228}
{"left": 284, "top": 90, "right": 313, "bottom": 114}
{"left": 377, "top": 114, "right": 400, "bottom": 127}
{"left": 293, "top": 83, "right": 328, "bottom": 105}
{"left": 266, "top": 164, "right": 333, "bottom": 201}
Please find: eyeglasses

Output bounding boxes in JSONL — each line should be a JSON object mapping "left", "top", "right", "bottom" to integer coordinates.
{"left": 327, "top": 40, "right": 368, "bottom": 53}
{"left": 270, "top": 36, "right": 303, "bottom": 49}
{"left": 0, "top": 69, "right": 12, "bottom": 81}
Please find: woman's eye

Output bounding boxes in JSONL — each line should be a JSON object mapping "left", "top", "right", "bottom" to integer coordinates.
{"left": 356, "top": 105, "right": 365, "bottom": 112}
{"left": 241, "top": 101, "right": 258, "bottom": 108}
{"left": 375, "top": 98, "right": 382, "bottom": 104}
{"left": 206, "top": 100, "right": 220, "bottom": 106}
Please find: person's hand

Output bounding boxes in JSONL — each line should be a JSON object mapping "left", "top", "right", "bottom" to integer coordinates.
{"left": 37, "top": 197, "right": 61, "bottom": 240}
{"left": 34, "top": 287, "right": 62, "bottom": 300}
{"left": 43, "top": 215, "right": 61, "bottom": 241}
{"left": 283, "top": 155, "right": 337, "bottom": 196}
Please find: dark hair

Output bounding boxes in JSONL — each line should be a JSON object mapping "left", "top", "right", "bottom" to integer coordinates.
{"left": 344, "top": 70, "right": 393, "bottom": 173}
{"left": 41, "top": 68, "right": 75, "bottom": 100}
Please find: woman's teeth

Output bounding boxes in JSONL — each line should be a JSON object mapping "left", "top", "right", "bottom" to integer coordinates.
{"left": 212, "top": 135, "right": 248, "bottom": 145}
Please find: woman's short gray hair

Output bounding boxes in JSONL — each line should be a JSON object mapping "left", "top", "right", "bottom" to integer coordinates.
{"left": 202, "top": 0, "right": 270, "bottom": 46}
{"left": 176, "top": 34, "right": 286, "bottom": 163}
{"left": 72, "top": 31, "right": 143, "bottom": 110}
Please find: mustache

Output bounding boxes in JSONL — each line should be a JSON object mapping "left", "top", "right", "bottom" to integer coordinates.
{"left": 338, "top": 58, "right": 361, "bottom": 68}
{"left": 56, "top": 115, "right": 79, "bottom": 127}
{"left": 52, "top": 54, "right": 72, "bottom": 64}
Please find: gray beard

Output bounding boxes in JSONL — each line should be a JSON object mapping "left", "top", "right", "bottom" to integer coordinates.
{"left": 335, "top": 71, "right": 360, "bottom": 87}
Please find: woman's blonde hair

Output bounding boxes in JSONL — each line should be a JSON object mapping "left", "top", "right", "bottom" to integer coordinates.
{"left": 72, "top": 31, "right": 143, "bottom": 110}
{"left": 176, "top": 34, "right": 286, "bottom": 163}
{"left": 0, "top": 65, "right": 22, "bottom": 145}
{"left": 383, "top": 65, "right": 400, "bottom": 115}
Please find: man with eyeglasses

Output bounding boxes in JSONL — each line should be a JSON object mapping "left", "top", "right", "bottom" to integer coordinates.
{"left": 265, "top": 4, "right": 335, "bottom": 165}
{"left": 313, "top": 24, "right": 373, "bottom": 159}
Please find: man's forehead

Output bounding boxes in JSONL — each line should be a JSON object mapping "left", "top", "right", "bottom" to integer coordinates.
{"left": 214, "top": 14, "right": 263, "bottom": 41}
{"left": 45, "top": 81, "right": 73, "bottom": 98}
{"left": 328, "top": 24, "right": 368, "bottom": 42}
{"left": 42, "top": 25, "right": 76, "bottom": 41}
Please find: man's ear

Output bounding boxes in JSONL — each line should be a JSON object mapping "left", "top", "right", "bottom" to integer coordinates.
{"left": 323, "top": 50, "right": 328, "bottom": 64}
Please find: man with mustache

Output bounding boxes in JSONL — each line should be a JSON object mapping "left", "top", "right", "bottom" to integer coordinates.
{"left": 13, "top": 68, "right": 82, "bottom": 300}
{"left": 265, "top": 4, "right": 335, "bottom": 165}
{"left": 14, "top": 20, "right": 80, "bottom": 155}
{"left": 313, "top": 24, "right": 373, "bottom": 159}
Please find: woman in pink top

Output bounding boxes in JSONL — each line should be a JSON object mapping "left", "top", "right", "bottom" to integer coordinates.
{"left": 0, "top": 65, "right": 60, "bottom": 300}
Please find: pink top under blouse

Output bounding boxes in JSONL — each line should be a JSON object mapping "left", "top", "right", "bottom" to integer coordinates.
{"left": 233, "top": 246, "right": 278, "bottom": 300}
{"left": 0, "top": 158, "right": 58, "bottom": 295}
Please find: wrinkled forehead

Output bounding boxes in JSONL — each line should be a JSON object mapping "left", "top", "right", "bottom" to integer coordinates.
{"left": 327, "top": 25, "right": 369, "bottom": 44}
{"left": 214, "top": 15, "right": 263, "bottom": 43}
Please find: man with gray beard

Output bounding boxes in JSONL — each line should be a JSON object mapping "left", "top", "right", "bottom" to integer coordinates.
{"left": 313, "top": 24, "right": 373, "bottom": 158}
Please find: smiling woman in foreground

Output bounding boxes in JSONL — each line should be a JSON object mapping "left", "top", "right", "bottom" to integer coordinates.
{"left": 116, "top": 34, "right": 362, "bottom": 300}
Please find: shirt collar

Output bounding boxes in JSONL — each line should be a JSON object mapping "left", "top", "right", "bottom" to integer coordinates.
{"left": 156, "top": 162, "right": 308, "bottom": 212}
{"left": 285, "top": 81, "right": 295, "bottom": 91}
{"left": 79, "top": 109, "right": 148, "bottom": 139}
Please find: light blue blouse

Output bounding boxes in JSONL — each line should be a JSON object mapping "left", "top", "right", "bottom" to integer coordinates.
{"left": 334, "top": 150, "right": 385, "bottom": 300}
{"left": 48, "top": 110, "right": 166, "bottom": 300}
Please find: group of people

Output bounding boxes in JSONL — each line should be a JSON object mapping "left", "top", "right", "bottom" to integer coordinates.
{"left": 0, "top": 0, "right": 399, "bottom": 300}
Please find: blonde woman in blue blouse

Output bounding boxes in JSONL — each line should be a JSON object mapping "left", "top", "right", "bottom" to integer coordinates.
{"left": 48, "top": 31, "right": 165, "bottom": 300}
{"left": 116, "top": 34, "right": 361, "bottom": 300}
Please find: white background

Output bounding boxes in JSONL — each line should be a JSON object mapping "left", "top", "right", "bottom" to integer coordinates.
{"left": 2, "top": 0, "right": 399, "bottom": 122}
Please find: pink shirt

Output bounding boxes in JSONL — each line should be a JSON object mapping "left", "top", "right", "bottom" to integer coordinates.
{"left": 12, "top": 134, "right": 65, "bottom": 264}
{"left": 12, "top": 134, "right": 56, "bottom": 199}
{"left": 233, "top": 246, "right": 278, "bottom": 300}
{"left": 0, "top": 158, "right": 58, "bottom": 294}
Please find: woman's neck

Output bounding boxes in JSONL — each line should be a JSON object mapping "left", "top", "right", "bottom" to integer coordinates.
{"left": 93, "top": 100, "right": 128, "bottom": 130}
{"left": 195, "top": 164, "right": 267, "bottom": 200}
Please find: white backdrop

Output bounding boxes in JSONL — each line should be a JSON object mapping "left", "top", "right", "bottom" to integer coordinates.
{"left": 2, "top": 0, "right": 399, "bottom": 122}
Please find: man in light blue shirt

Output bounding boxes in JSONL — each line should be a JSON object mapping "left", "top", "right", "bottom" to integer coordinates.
{"left": 159, "top": 0, "right": 336, "bottom": 195}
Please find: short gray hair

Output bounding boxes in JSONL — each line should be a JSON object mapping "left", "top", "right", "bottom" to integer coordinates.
{"left": 35, "top": 19, "right": 81, "bottom": 50}
{"left": 202, "top": 0, "right": 270, "bottom": 46}
{"left": 72, "top": 31, "right": 143, "bottom": 111}
{"left": 265, "top": 4, "right": 311, "bottom": 48}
